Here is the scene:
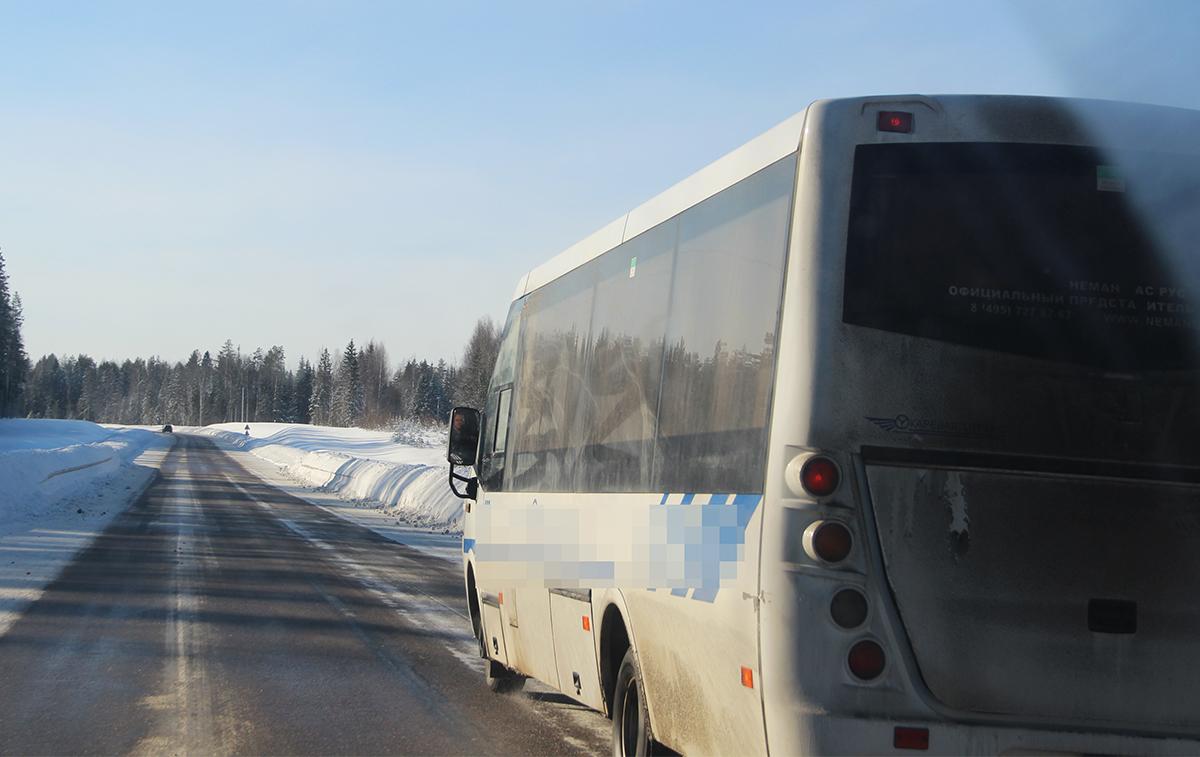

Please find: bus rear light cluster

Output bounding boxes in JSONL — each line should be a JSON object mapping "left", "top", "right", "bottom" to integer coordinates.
{"left": 799, "top": 456, "right": 840, "bottom": 497}
{"left": 830, "top": 588, "right": 868, "bottom": 629}
{"left": 848, "top": 639, "right": 886, "bottom": 681}
{"left": 803, "top": 520, "right": 853, "bottom": 565}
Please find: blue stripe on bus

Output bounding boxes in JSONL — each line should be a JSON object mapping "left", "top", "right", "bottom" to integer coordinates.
{"left": 690, "top": 587, "right": 719, "bottom": 603}
{"left": 463, "top": 538, "right": 476, "bottom": 554}
{"left": 650, "top": 492, "right": 763, "bottom": 589}
{"left": 648, "top": 586, "right": 721, "bottom": 603}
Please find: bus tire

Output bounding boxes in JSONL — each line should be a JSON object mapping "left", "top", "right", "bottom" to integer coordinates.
{"left": 612, "top": 648, "right": 653, "bottom": 757}
{"left": 486, "top": 660, "right": 527, "bottom": 694}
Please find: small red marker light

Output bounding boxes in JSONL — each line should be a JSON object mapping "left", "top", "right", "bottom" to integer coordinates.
{"left": 741, "top": 666, "right": 754, "bottom": 688}
{"left": 800, "top": 457, "right": 840, "bottom": 497}
{"left": 878, "top": 111, "right": 914, "bottom": 133}
{"left": 894, "top": 726, "right": 929, "bottom": 750}
{"left": 848, "top": 639, "right": 886, "bottom": 681}
{"left": 583, "top": 616, "right": 591, "bottom": 631}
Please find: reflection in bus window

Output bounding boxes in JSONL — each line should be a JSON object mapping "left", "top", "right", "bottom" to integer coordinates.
{"left": 498, "top": 155, "right": 796, "bottom": 494}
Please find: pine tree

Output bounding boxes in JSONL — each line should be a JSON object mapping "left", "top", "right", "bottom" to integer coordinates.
{"left": 216, "top": 340, "right": 240, "bottom": 422}
{"left": 310, "top": 348, "right": 333, "bottom": 426}
{"left": 359, "top": 340, "right": 392, "bottom": 427}
{"left": 455, "top": 315, "right": 501, "bottom": 411}
{"left": 294, "top": 356, "right": 314, "bottom": 424}
{"left": 200, "top": 351, "right": 214, "bottom": 425}
{"left": 0, "top": 251, "right": 28, "bottom": 417}
{"left": 333, "top": 339, "right": 363, "bottom": 427}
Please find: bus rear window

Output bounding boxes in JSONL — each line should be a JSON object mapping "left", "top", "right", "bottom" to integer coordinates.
{"left": 843, "top": 142, "right": 1200, "bottom": 370}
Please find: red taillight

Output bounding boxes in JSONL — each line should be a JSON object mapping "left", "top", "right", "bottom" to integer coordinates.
{"left": 848, "top": 639, "right": 886, "bottom": 680}
{"left": 878, "top": 111, "right": 913, "bottom": 133}
{"left": 805, "top": 520, "right": 853, "bottom": 564}
{"left": 894, "top": 726, "right": 929, "bottom": 750}
{"left": 800, "top": 456, "right": 840, "bottom": 497}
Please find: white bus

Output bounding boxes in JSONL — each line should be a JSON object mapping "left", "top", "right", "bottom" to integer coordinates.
{"left": 447, "top": 94, "right": 1200, "bottom": 755}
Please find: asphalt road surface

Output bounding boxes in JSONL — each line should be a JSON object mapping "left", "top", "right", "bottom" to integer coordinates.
{"left": 0, "top": 434, "right": 611, "bottom": 756}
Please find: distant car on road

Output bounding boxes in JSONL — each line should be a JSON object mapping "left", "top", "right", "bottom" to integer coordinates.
{"left": 161, "top": 424, "right": 173, "bottom": 433}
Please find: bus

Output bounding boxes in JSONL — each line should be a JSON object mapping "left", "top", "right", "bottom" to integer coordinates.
{"left": 446, "top": 94, "right": 1200, "bottom": 755}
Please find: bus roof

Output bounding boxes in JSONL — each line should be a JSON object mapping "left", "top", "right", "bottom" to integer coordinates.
{"left": 511, "top": 93, "right": 1200, "bottom": 301}
{"left": 512, "top": 104, "right": 810, "bottom": 300}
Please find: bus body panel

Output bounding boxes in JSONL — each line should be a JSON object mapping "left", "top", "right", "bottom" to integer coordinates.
{"left": 548, "top": 591, "right": 605, "bottom": 711}
{"left": 471, "top": 488, "right": 769, "bottom": 754}
{"left": 479, "top": 590, "right": 510, "bottom": 667}
{"left": 867, "top": 463, "right": 1200, "bottom": 728}
{"left": 618, "top": 577, "right": 767, "bottom": 755}
{"left": 503, "top": 587, "right": 560, "bottom": 690}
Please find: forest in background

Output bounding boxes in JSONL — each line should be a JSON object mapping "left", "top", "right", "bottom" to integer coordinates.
{"left": 7, "top": 301, "right": 499, "bottom": 431}
{"left": 1, "top": 247, "right": 502, "bottom": 432}
{"left": 13, "top": 317, "right": 501, "bottom": 432}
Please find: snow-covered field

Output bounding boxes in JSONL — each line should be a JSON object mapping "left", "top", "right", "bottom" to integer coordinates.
{"left": 0, "top": 418, "right": 463, "bottom": 636}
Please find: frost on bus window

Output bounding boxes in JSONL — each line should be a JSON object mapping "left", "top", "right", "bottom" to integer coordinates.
{"left": 509, "top": 267, "right": 596, "bottom": 492}
{"left": 577, "top": 221, "right": 676, "bottom": 492}
{"left": 656, "top": 157, "right": 793, "bottom": 492}
{"left": 497, "top": 154, "right": 796, "bottom": 497}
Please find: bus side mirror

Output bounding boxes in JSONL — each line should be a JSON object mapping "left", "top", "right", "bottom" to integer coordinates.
{"left": 447, "top": 407, "right": 481, "bottom": 466}
{"left": 448, "top": 407, "right": 481, "bottom": 501}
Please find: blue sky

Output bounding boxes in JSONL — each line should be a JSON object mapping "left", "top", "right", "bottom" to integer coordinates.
{"left": 2, "top": 0, "right": 1198, "bottom": 369}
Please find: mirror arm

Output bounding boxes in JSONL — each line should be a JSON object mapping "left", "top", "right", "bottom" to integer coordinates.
{"left": 449, "top": 466, "right": 478, "bottom": 500}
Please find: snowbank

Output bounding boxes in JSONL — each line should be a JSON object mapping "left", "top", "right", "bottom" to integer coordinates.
{"left": 0, "top": 418, "right": 119, "bottom": 452}
{"left": 196, "top": 423, "right": 464, "bottom": 533}
{"left": 0, "top": 419, "right": 166, "bottom": 524}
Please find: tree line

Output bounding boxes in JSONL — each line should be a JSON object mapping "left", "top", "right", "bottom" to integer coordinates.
{"left": 13, "top": 317, "right": 502, "bottom": 430}
{"left": 0, "top": 250, "right": 28, "bottom": 417}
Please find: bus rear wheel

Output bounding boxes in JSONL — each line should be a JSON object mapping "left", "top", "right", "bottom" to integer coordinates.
{"left": 486, "top": 660, "right": 526, "bottom": 694}
{"left": 612, "top": 648, "right": 653, "bottom": 757}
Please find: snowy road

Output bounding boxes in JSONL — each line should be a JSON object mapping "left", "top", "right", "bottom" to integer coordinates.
{"left": 0, "top": 434, "right": 610, "bottom": 755}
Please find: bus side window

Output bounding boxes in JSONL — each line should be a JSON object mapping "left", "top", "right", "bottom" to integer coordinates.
{"left": 481, "top": 298, "right": 525, "bottom": 492}
{"left": 494, "top": 387, "right": 512, "bottom": 454}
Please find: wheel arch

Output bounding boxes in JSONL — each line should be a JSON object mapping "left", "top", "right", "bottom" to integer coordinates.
{"left": 599, "top": 599, "right": 633, "bottom": 718}
{"left": 465, "top": 561, "right": 484, "bottom": 652}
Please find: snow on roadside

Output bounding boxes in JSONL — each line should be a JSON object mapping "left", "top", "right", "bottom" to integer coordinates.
{"left": 194, "top": 422, "right": 464, "bottom": 533}
{"left": 0, "top": 419, "right": 174, "bottom": 637}
{"left": 0, "top": 418, "right": 462, "bottom": 637}
{"left": 0, "top": 419, "right": 168, "bottom": 527}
